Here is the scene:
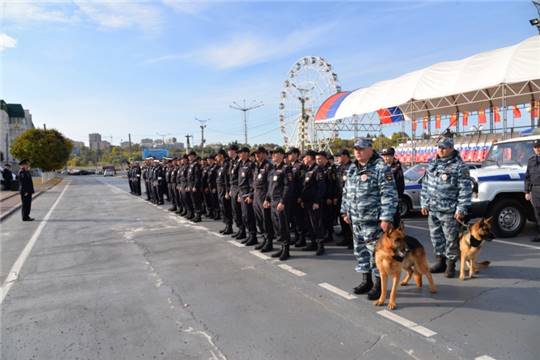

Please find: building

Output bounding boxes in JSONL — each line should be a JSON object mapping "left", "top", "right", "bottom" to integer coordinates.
{"left": 99, "top": 140, "right": 111, "bottom": 150}
{"left": 0, "top": 100, "right": 35, "bottom": 163}
{"left": 89, "top": 133, "right": 102, "bottom": 151}
{"left": 120, "top": 141, "right": 131, "bottom": 149}
{"left": 140, "top": 138, "right": 154, "bottom": 148}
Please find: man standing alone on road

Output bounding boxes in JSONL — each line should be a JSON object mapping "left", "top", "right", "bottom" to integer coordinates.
{"left": 18, "top": 159, "right": 35, "bottom": 222}
{"left": 2, "top": 163, "right": 13, "bottom": 191}
{"left": 525, "top": 139, "right": 540, "bottom": 242}
{"left": 421, "top": 136, "right": 472, "bottom": 278}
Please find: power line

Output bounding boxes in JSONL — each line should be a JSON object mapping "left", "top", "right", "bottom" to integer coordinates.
{"left": 230, "top": 99, "right": 264, "bottom": 145}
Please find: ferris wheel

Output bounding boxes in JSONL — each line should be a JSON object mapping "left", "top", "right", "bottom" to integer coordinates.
{"left": 279, "top": 56, "right": 341, "bottom": 152}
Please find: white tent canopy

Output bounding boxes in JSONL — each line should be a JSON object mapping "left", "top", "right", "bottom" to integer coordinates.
{"left": 320, "top": 36, "right": 540, "bottom": 122}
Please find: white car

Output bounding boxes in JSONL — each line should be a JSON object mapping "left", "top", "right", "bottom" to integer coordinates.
{"left": 470, "top": 134, "right": 538, "bottom": 237}
{"left": 103, "top": 169, "right": 115, "bottom": 177}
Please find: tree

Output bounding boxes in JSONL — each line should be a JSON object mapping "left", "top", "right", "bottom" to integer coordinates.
{"left": 11, "top": 128, "right": 73, "bottom": 171}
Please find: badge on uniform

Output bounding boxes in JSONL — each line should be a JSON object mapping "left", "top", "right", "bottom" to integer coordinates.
{"left": 241, "top": 172, "right": 246, "bottom": 177}
{"left": 342, "top": 175, "right": 347, "bottom": 181}
{"left": 384, "top": 170, "right": 393, "bottom": 182}
{"left": 257, "top": 174, "right": 262, "bottom": 179}
{"left": 441, "top": 174, "right": 448, "bottom": 181}
{"left": 273, "top": 175, "right": 278, "bottom": 181}
{"left": 360, "top": 174, "right": 368, "bottom": 182}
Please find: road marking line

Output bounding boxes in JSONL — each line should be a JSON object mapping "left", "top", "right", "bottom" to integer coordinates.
{"left": 318, "top": 282, "right": 357, "bottom": 300}
{"left": 405, "top": 223, "right": 540, "bottom": 251}
{"left": 492, "top": 239, "right": 540, "bottom": 250}
{"left": 278, "top": 264, "right": 306, "bottom": 277}
{"left": 0, "top": 182, "right": 70, "bottom": 304}
{"left": 377, "top": 310, "right": 437, "bottom": 338}
{"left": 228, "top": 240, "right": 244, "bottom": 248}
{"left": 405, "top": 224, "right": 430, "bottom": 231}
{"left": 475, "top": 356, "right": 496, "bottom": 360}
{"left": 249, "top": 251, "right": 271, "bottom": 260}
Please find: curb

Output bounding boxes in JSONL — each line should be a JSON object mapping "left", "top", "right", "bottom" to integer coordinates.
{"left": 0, "top": 180, "right": 63, "bottom": 222}
{"left": 0, "top": 192, "right": 19, "bottom": 202}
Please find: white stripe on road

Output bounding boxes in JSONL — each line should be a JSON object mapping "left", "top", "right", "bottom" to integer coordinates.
{"left": 377, "top": 310, "right": 437, "bottom": 338}
{"left": 278, "top": 264, "right": 306, "bottom": 277}
{"left": 249, "top": 251, "right": 271, "bottom": 260}
{"left": 318, "top": 282, "right": 357, "bottom": 300}
{"left": 492, "top": 239, "right": 540, "bottom": 250}
{"left": 0, "top": 182, "right": 70, "bottom": 304}
{"left": 405, "top": 223, "right": 540, "bottom": 251}
{"left": 228, "top": 240, "right": 245, "bottom": 248}
{"left": 475, "top": 356, "right": 496, "bottom": 360}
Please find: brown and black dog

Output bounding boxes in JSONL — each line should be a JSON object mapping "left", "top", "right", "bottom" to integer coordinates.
{"left": 374, "top": 227, "right": 437, "bottom": 310}
{"left": 459, "top": 217, "right": 493, "bottom": 281}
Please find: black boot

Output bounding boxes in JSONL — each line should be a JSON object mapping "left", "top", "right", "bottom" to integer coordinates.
{"left": 295, "top": 234, "right": 307, "bottom": 248}
{"left": 271, "top": 246, "right": 283, "bottom": 258}
{"left": 192, "top": 214, "right": 202, "bottom": 223}
{"left": 367, "top": 276, "right": 381, "bottom": 300}
{"left": 223, "top": 224, "right": 234, "bottom": 235}
{"left": 279, "top": 244, "right": 290, "bottom": 261}
{"left": 261, "top": 238, "right": 274, "bottom": 253}
{"left": 236, "top": 230, "right": 247, "bottom": 240}
{"left": 445, "top": 259, "right": 456, "bottom": 278}
{"left": 353, "top": 273, "right": 373, "bottom": 294}
{"left": 430, "top": 255, "right": 447, "bottom": 273}
{"left": 255, "top": 238, "right": 266, "bottom": 250}
{"left": 302, "top": 240, "right": 317, "bottom": 251}
{"left": 244, "top": 234, "right": 258, "bottom": 246}
{"left": 315, "top": 240, "right": 325, "bottom": 256}
{"left": 186, "top": 212, "right": 194, "bottom": 220}
{"left": 219, "top": 227, "right": 227, "bottom": 234}
{"left": 168, "top": 206, "right": 177, "bottom": 212}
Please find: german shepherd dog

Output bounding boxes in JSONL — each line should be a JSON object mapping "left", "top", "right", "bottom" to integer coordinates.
{"left": 374, "top": 227, "right": 437, "bottom": 310}
{"left": 459, "top": 217, "right": 493, "bottom": 281}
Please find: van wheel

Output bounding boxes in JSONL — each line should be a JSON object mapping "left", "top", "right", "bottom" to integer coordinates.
{"left": 488, "top": 199, "right": 526, "bottom": 238}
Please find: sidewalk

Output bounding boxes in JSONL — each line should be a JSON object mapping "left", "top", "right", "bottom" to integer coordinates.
{"left": 0, "top": 177, "right": 63, "bottom": 221}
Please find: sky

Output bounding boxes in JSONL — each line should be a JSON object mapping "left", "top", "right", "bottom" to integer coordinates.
{"left": 1, "top": 0, "right": 538, "bottom": 147}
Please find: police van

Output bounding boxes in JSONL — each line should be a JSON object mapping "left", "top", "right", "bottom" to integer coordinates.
{"left": 470, "top": 134, "right": 538, "bottom": 237}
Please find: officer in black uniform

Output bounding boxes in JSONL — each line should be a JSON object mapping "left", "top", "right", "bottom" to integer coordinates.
{"left": 179, "top": 155, "right": 192, "bottom": 218}
{"left": 253, "top": 147, "right": 275, "bottom": 252}
{"left": 381, "top": 147, "right": 405, "bottom": 228}
{"left": 153, "top": 160, "right": 165, "bottom": 205}
{"left": 216, "top": 150, "right": 234, "bottom": 234}
{"left": 525, "top": 139, "right": 540, "bottom": 242}
{"left": 18, "top": 159, "right": 35, "bottom": 221}
{"left": 187, "top": 151, "right": 202, "bottom": 223}
{"left": 172, "top": 158, "right": 183, "bottom": 215}
{"left": 132, "top": 162, "right": 142, "bottom": 196}
{"left": 265, "top": 147, "right": 294, "bottom": 260}
{"left": 166, "top": 159, "right": 177, "bottom": 211}
{"left": 316, "top": 151, "right": 338, "bottom": 244}
{"left": 336, "top": 149, "right": 354, "bottom": 248}
{"left": 238, "top": 147, "right": 258, "bottom": 246}
{"left": 143, "top": 158, "right": 152, "bottom": 201}
{"left": 228, "top": 145, "right": 246, "bottom": 239}
{"left": 206, "top": 155, "right": 220, "bottom": 220}
{"left": 287, "top": 147, "right": 307, "bottom": 248}
{"left": 201, "top": 157, "right": 211, "bottom": 217}
{"left": 2, "top": 163, "right": 13, "bottom": 191}
{"left": 300, "top": 150, "right": 326, "bottom": 256}
{"left": 127, "top": 163, "right": 134, "bottom": 194}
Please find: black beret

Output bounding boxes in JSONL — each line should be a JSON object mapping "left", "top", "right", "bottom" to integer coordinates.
{"left": 289, "top": 147, "right": 300, "bottom": 155}
{"left": 217, "top": 149, "right": 227, "bottom": 156}
{"left": 18, "top": 159, "right": 30, "bottom": 165}
{"left": 305, "top": 150, "right": 317, "bottom": 158}
{"left": 534, "top": 139, "right": 540, "bottom": 147}
{"left": 255, "top": 146, "right": 268, "bottom": 154}
{"left": 273, "top": 147, "right": 285, "bottom": 154}
{"left": 228, "top": 144, "right": 239, "bottom": 151}
{"left": 239, "top": 146, "right": 250, "bottom": 153}
{"left": 188, "top": 151, "right": 197, "bottom": 156}
{"left": 316, "top": 151, "right": 328, "bottom": 158}
{"left": 339, "top": 149, "right": 350, "bottom": 157}
{"left": 381, "top": 147, "right": 396, "bottom": 156}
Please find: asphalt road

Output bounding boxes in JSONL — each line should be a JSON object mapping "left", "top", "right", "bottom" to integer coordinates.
{"left": 1, "top": 176, "right": 539, "bottom": 360}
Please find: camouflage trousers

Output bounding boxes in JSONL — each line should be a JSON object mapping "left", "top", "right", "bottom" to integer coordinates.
{"left": 352, "top": 221, "right": 382, "bottom": 275}
{"left": 428, "top": 211, "right": 460, "bottom": 261}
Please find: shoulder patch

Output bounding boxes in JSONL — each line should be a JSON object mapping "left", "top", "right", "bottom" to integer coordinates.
{"left": 384, "top": 170, "right": 393, "bottom": 182}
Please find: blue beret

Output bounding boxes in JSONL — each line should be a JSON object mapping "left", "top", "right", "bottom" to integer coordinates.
{"left": 437, "top": 137, "right": 454, "bottom": 148}
{"left": 354, "top": 137, "right": 373, "bottom": 149}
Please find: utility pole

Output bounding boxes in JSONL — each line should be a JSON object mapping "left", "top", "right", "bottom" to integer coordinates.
{"left": 185, "top": 134, "right": 193, "bottom": 154}
{"left": 128, "top": 133, "right": 132, "bottom": 160}
{"left": 195, "top": 118, "right": 209, "bottom": 149}
{"left": 230, "top": 99, "right": 264, "bottom": 145}
{"left": 43, "top": 124, "right": 46, "bottom": 130}
{"left": 296, "top": 87, "right": 312, "bottom": 153}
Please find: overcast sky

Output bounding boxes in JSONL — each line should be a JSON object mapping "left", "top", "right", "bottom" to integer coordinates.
{"left": 1, "top": 0, "right": 537, "bottom": 146}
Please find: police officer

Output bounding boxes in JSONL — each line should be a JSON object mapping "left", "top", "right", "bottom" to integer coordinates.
{"left": 300, "top": 150, "right": 326, "bottom": 256}
{"left": 187, "top": 151, "right": 203, "bottom": 223}
{"left": 238, "top": 147, "right": 258, "bottom": 246}
{"left": 153, "top": 160, "right": 165, "bottom": 205}
{"left": 421, "top": 136, "right": 472, "bottom": 278}
{"left": 216, "top": 149, "right": 234, "bottom": 234}
{"left": 525, "top": 139, "right": 540, "bottom": 242}
{"left": 142, "top": 158, "right": 152, "bottom": 201}
{"left": 253, "top": 146, "right": 275, "bottom": 252}
{"left": 171, "top": 158, "right": 182, "bottom": 214}
{"left": 127, "top": 163, "right": 134, "bottom": 194}
{"left": 381, "top": 147, "right": 405, "bottom": 228}
{"left": 18, "top": 159, "right": 35, "bottom": 221}
{"left": 166, "top": 159, "right": 177, "bottom": 211}
{"left": 133, "top": 162, "right": 142, "bottom": 196}
{"left": 336, "top": 149, "right": 353, "bottom": 249}
{"left": 265, "top": 147, "right": 293, "bottom": 260}
{"left": 179, "top": 155, "right": 193, "bottom": 218}
{"left": 228, "top": 145, "right": 246, "bottom": 240}
{"left": 341, "top": 138, "right": 398, "bottom": 299}
{"left": 316, "top": 151, "right": 338, "bottom": 243}
{"left": 287, "top": 147, "right": 307, "bottom": 247}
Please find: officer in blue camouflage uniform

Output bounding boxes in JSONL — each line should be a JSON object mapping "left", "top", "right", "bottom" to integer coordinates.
{"left": 525, "top": 139, "right": 540, "bottom": 242}
{"left": 340, "top": 138, "right": 398, "bottom": 299}
{"left": 421, "top": 136, "right": 472, "bottom": 278}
